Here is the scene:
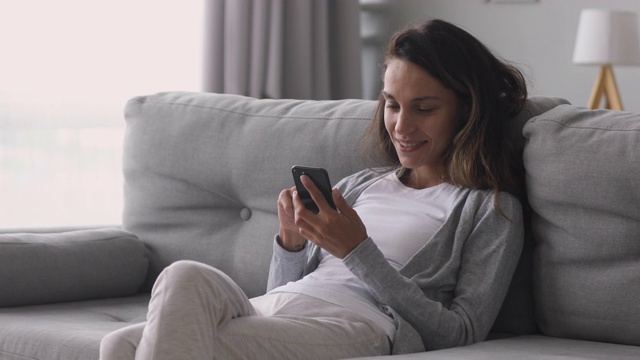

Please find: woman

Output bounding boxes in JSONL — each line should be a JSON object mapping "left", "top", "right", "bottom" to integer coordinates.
{"left": 100, "top": 19, "right": 527, "bottom": 359}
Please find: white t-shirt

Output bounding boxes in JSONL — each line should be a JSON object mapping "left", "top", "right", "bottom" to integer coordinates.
{"left": 353, "top": 173, "right": 463, "bottom": 270}
{"left": 271, "top": 172, "right": 464, "bottom": 340}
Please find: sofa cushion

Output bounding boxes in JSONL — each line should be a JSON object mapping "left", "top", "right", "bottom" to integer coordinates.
{"left": 350, "top": 335, "right": 640, "bottom": 360}
{"left": 0, "top": 228, "right": 148, "bottom": 307}
{"left": 491, "top": 96, "right": 570, "bottom": 336}
{"left": 123, "top": 92, "right": 379, "bottom": 296}
{"left": 0, "top": 294, "right": 149, "bottom": 360}
{"left": 523, "top": 105, "right": 640, "bottom": 345}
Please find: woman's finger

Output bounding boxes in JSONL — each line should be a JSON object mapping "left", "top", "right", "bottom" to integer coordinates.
{"left": 300, "top": 175, "right": 333, "bottom": 213}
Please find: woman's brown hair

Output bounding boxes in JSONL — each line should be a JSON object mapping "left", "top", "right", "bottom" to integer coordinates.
{"left": 363, "top": 19, "right": 528, "bottom": 205}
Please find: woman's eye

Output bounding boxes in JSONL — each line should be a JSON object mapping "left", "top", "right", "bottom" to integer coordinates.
{"left": 418, "top": 108, "right": 435, "bottom": 113}
{"left": 385, "top": 104, "right": 400, "bottom": 111}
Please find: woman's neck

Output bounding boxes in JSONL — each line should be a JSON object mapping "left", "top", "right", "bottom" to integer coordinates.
{"left": 398, "top": 168, "right": 445, "bottom": 189}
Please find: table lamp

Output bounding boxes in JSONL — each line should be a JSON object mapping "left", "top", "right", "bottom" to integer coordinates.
{"left": 572, "top": 9, "right": 640, "bottom": 110}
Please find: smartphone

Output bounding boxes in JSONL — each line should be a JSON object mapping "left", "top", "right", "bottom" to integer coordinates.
{"left": 291, "top": 166, "right": 336, "bottom": 214}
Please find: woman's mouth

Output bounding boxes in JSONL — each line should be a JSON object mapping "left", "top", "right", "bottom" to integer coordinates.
{"left": 397, "top": 140, "right": 426, "bottom": 152}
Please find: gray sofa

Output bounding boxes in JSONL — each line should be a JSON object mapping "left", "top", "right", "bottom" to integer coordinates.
{"left": 1, "top": 91, "right": 639, "bottom": 360}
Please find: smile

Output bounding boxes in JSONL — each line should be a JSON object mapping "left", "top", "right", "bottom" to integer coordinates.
{"left": 399, "top": 141, "right": 423, "bottom": 147}
{"left": 397, "top": 140, "right": 427, "bottom": 151}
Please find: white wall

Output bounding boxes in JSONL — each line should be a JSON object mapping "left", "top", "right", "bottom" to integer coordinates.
{"left": 363, "top": 0, "right": 640, "bottom": 112}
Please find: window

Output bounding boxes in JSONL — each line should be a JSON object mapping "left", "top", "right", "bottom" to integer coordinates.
{"left": 0, "top": 0, "right": 203, "bottom": 229}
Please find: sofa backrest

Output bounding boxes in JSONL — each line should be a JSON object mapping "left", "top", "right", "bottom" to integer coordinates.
{"left": 122, "top": 92, "right": 377, "bottom": 297}
{"left": 122, "top": 91, "right": 567, "bottom": 335}
{"left": 523, "top": 105, "right": 640, "bottom": 346}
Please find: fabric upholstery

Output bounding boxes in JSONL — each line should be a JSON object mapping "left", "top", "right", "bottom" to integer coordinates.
{"left": 491, "top": 96, "right": 570, "bottom": 335}
{"left": 0, "top": 294, "right": 149, "bottom": 360}
{"left": 350, "top": 335, "right": 640, "bottom": 360}
{"left": 123, "top": 92, "right": 378, "bottom": 297}
{"left": 0, "top": 228, "right": 148, "bottom": 307}
{"left": 523, "top": 105, "right": 640, "bottom": 345}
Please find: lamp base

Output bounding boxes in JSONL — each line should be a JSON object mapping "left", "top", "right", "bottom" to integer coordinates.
{"left": 588, "top": 65, "right": 623, "bottom": 110}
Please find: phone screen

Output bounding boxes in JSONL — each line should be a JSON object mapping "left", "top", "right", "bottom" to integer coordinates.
{"left": 291, "top": 166, "right": 336, "bottom": 214}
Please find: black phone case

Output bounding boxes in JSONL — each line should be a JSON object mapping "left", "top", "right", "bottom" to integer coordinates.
{"left": 291, "top": 166, "right": 336, "bottom": 214}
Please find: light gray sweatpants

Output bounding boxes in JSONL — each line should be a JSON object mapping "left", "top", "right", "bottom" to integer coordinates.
{"left": 99, "top": 260, "right": 390, "bottom": 360}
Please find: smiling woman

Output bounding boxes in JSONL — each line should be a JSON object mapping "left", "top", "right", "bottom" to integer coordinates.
{"left": 0, "top": 0, "right": 203, "bottom": 229}
{"left": 381, "top": 59, "right": 461, "bottom": 189}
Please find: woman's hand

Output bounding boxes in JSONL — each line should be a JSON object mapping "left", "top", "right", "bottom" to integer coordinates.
{"left": 293, "top": 175, "right": 368, "bottom": 259}
{"left": 277, "top": 186, "right": 306, "bottom": 252}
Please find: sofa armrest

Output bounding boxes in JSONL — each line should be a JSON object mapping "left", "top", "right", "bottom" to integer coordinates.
{"left": 0, "top": 225, "right": 121, "bottom": 234}
{"left": 0, "top": 227, "right": 149, "bottom": 307}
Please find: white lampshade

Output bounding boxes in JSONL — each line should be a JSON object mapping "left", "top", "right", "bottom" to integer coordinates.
{"left": 573, "top": 9, "right": 640, "bottom": 65}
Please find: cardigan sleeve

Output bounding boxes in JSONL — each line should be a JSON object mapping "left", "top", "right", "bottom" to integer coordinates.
{"left": 266, "top": 235, "right": 309, "bottom": 292}
{"left": 343, "top": 191, "right": 524, "bottom": 351}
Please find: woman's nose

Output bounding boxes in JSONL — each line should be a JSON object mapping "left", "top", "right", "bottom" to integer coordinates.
{"left": 395, "top": 110, "right": 416, "bottom": 135}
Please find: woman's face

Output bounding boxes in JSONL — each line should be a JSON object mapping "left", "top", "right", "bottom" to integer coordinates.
{"left": 383, "top": 58, "right": 461, "bottom": 187}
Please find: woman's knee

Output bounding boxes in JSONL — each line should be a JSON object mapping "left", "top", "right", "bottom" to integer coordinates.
{"left": 156, "top": 260, "right": 238, "bottom": 296}
{"left": 162, "top": 260, "right": 227, "bottom": 283}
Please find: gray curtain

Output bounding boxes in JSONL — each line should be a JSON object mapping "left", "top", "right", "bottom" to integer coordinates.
{"left": 203, "top": 0, "right": 363, "bottom": 100}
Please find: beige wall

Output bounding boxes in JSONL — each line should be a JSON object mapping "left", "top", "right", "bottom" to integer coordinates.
{"left": 362, "top": 0, "right": 640, "bottom": 112}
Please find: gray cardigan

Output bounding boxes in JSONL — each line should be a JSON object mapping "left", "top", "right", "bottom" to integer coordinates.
{"left": 267, "top": 168, "right": 524, "bottom": 354}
